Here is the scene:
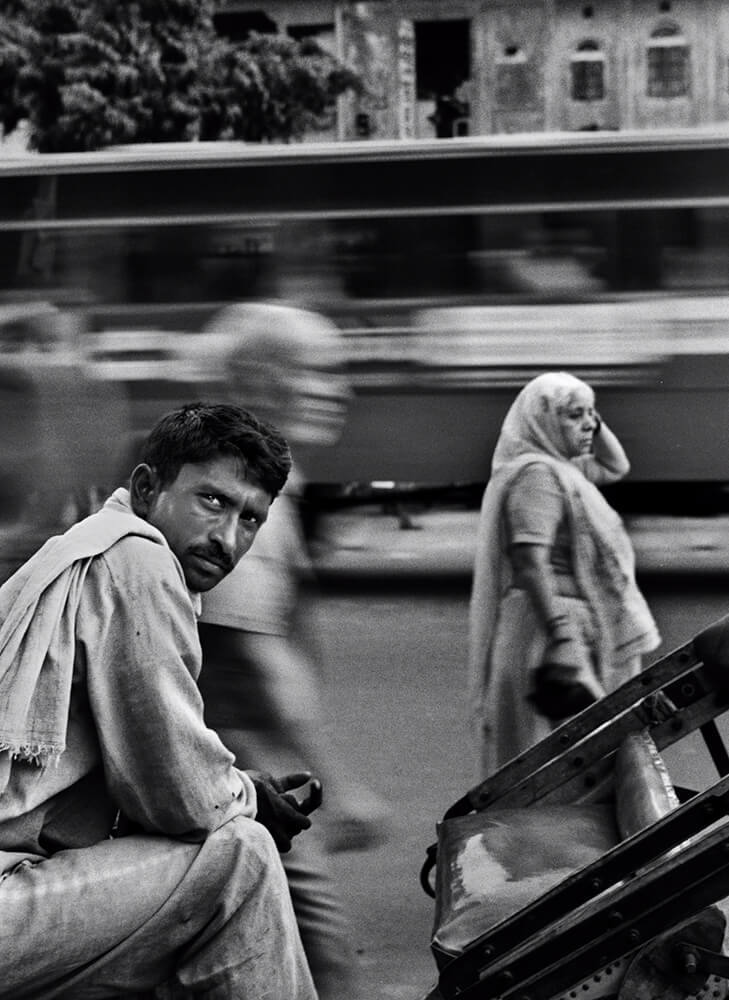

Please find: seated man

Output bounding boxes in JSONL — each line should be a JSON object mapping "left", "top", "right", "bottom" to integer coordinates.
{"left": 0, "top": 402, "right": 318, "bottom": 1000}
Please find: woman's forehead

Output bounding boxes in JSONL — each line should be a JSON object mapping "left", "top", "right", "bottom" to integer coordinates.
{"left": 561, "top": 385, "right": 594, "bottom": 408}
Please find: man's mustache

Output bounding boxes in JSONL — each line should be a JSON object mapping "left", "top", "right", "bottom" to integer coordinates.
{"left": 191, "top": 546, "right": 234, "bottom": 573}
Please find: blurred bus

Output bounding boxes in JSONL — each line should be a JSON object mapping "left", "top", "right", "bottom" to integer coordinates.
{"left": 3, "top": 129, "right": 729, "bottom": 511}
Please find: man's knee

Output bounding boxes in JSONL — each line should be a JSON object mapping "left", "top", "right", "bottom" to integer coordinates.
{"left": 213, "top": 813, "right": 279, "bottom": 855}
{"left": 206, "top": 815, "right": 287, "bottom": 894}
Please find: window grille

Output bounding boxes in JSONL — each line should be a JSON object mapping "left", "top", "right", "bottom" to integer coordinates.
{"left": 647, "top": 23, "right": 689, "bottom": 98}
{"left": 571, "top": 41, "right": 605, "bottom": 101}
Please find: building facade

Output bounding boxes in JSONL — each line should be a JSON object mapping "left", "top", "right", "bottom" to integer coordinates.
{"left": 217, "top": 0, "right": 729, "bottom": 138}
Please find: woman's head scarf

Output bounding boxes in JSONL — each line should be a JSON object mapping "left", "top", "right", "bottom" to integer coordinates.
{"left": 490, "top": 371, "right": 595, "bottom": 470}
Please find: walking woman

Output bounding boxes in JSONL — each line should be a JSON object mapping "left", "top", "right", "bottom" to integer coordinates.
{"left": 468, "top": 371, "right": 660, "bottom": 779}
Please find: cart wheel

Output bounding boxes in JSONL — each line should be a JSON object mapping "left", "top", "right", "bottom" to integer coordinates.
{"left": 617, "top": 907, "right": 727, "bottom": 1000}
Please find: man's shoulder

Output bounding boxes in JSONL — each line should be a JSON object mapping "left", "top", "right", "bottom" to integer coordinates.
{"left": 95, "top": 532, "right": 176, "bottom": 583}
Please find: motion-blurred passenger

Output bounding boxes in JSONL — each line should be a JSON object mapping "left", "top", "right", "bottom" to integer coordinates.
{"left": 0, "top": 402, "right": 317, "bottom": 1000}
{"left": 468, "top": 372, "right": 660, "bottom": 778}
{"left": 0, "top": 302, "right": 129, "bottom": 583}
{"left": 194, "top": 302, "right": 386, "bottom": 1000}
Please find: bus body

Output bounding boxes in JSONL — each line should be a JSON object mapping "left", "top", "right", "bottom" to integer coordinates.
{"left": 3, "top": 129, "right": 729, "bottom": 506}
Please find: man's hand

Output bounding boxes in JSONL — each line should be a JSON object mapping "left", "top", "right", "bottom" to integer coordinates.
{"left": 247, "top": 770, "right": 316, "bottom": 853}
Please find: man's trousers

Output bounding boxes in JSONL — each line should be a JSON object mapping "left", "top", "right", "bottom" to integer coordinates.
{"left": 0, "top": 815, "right": 317, "bottom": 999}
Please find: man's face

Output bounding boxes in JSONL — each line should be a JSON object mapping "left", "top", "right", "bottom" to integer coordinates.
{"left": 141, "top": 454, "right": 272, "bottom": 592}
{"left": 228, "top": 353, "right": 349, "bottom": 447}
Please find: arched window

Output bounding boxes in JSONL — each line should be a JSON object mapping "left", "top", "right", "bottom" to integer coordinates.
{"left": 647, "top": 21, "right": 689, "bottom": 98}
{"left": 570, "top": 40, "right": 605, "bottom": 101}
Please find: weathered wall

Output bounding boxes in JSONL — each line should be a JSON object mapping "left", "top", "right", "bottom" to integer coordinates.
{"left": 221, "top": 0, "right": 728, "bottom": 136}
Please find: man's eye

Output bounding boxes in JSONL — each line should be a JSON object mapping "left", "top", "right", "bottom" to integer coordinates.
{"left": 202, "top": 494, "right": 224, "bottom": 508}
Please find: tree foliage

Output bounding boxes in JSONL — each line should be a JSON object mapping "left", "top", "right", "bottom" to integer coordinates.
{"left": 0, "top": 0, "right": 361, "bottom": 151}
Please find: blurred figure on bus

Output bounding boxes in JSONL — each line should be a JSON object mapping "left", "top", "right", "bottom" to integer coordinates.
{"left": 0, "top": 302, "right": 130, "bottom": 584}
{"left": 468, "top": 372, "right": 660, "bottom": 779}
{"left": 192, "top": 302, "right": 387, "bottom": 1000}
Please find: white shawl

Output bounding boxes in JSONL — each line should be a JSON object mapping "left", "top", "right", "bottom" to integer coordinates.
{"left": 0, "top": 489, "right": 167, "bottom": 764}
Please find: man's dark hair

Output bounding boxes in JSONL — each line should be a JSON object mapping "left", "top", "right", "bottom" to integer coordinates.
{"left": 140, "top": 402, "right": 291, "bottom": 498}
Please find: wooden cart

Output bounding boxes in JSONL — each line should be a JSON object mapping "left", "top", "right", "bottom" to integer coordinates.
{"left": 420, "top": 613, "right": 729, "bottom": 1000}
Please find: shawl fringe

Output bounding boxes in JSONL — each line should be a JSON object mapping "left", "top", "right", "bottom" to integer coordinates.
{"left": 0, "top": 741, "right": 63, "bottom": 766}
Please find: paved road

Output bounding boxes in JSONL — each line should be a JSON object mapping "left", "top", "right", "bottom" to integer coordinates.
{"left": 316, "top": 577, "right": 474, "bottom": 1000}
{"left": 312, "top": 553, "right": 729, "bottom": 999}
{"left": 313, "top": 506, "right": 729, "bottom": 579}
